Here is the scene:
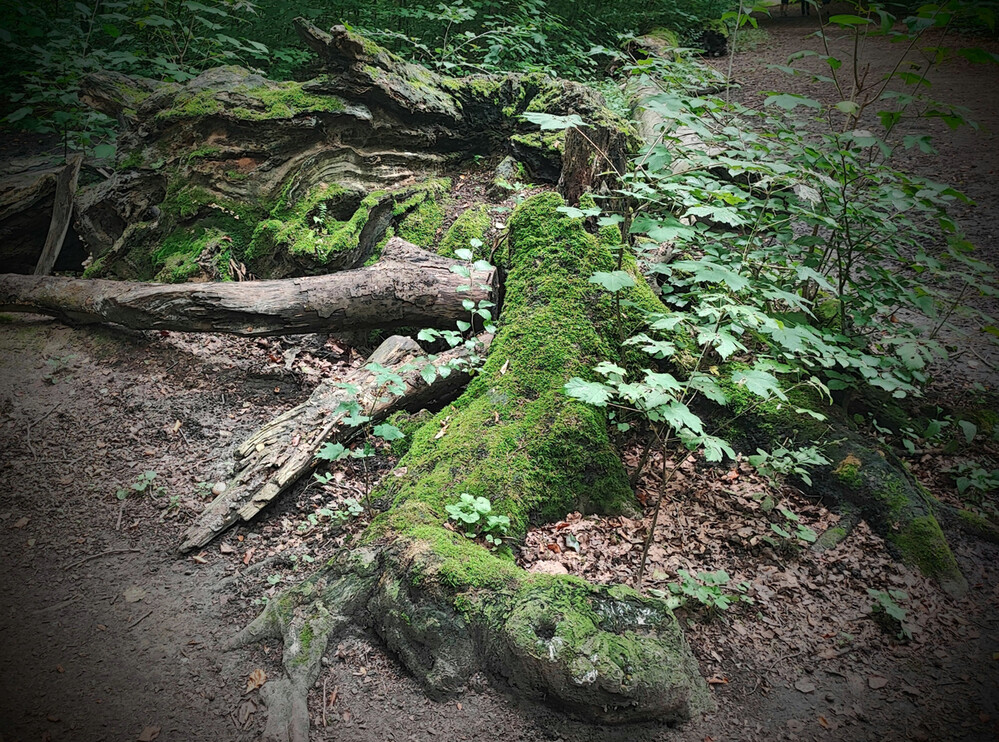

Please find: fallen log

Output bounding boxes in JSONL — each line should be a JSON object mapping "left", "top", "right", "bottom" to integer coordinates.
{"left": 0, "top": 238, "right": 496, "bottom": 336}
{"left": 179, "top": 332, "right": 489, "bottom": 552}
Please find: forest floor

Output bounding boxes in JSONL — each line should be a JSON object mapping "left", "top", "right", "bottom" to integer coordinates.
{"left": 2, "top": 7, "right": 999, "bottom": 742}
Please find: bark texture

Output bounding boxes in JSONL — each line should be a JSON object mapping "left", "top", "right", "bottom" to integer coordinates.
{"left": 65, "top": 20, "right": 635, "bottom": 282}
{"left": 0, "top": 239, "right": 495, "bottom": 336}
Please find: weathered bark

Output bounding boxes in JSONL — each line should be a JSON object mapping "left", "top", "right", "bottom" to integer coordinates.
{"left": 0, "top": 238, "right": 496, "bottom": 336}
{"left": 233, "top": 195, "right": 711, "bottom": 742}
{"left": 0, "top": 158, "right": 63, "bottom": 273}
{"left": 62, "top": 20, "right": 635, "bottom": 281}
{"left": 34, "top": 154, "right": 83, "bottom": 276}
{"left": 179, "top": 332, "right": 489, "bottom": 552}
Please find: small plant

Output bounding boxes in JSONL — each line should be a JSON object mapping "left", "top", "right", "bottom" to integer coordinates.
{"left": 867, "top": 588, "right": 914, "bottom": 641}
{"left": 445, "top": 493, "right": 511, "bottom": 548}
{"left": 748, "top": 443, "right": 830, "bottom": 488}
{"left": 115, "top": 470, "right": 164, "bottom": 500}
{"left": 651, "top": 569, "right": 753, "bottom": 614}
{"left": 765, "top": 506, "right": 818, "bottom": 545}
{"left": 296, "top": 499, "right": 365, "bottom": 533}
{"left": 945, "top": 461, "right": 999, "bottom": 496}
{"left": 42, "top": 354, "right": 78, "bottom": 384}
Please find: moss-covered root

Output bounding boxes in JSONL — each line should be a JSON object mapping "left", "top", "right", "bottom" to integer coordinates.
{"left": 230, "top": 194, "right": 711, "bottom": 739}
{"left": 821, "top": 440, "right": 967, "bottom": 596}
{"left": 375, "top": 193, "right": 670, "bottom": 534}
{"left": 227, "top": 549, "right": 381, "bottom": 742}
{"left": 726, "top": 387, "right": 967, "bottom": 595}
{"left": 234, "top": 539, "right": 710, "bottom": 740}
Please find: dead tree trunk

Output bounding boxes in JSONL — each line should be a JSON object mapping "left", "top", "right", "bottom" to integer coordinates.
{"left": 179, "top": 332, "right": 489, "bottom": 552}
{"left": 0, "top": 239, "right": 495, "bottom": 336}
{"left": 230, "top": 194, "right": 711, "bottom": 742}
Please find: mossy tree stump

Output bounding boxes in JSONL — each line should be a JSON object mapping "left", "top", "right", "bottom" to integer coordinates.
{"left": 233, "top": 194, "right": 712, "bottom": 742}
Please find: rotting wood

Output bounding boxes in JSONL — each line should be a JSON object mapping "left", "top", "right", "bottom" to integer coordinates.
{"left": 34, "top": 153, "right": 83, "bottom": 276}
{"left": 178, "top": 333, "right": 490, "bottom": 553}
{"left": 1, "top": 238, "right": 496, "bottom": 336}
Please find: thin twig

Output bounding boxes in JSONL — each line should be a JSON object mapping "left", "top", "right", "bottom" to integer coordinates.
{"left": 128, "top": 609, "right": 153, "bottom": 630}
{"left": 322, "top": 677, "right": 328, "bottom": 728}
{"left": 64, "top": 547, "right": 140, "bottom": 571}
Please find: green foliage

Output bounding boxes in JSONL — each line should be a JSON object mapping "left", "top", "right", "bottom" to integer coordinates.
{"left": 867, "top": 587, "right": 913, "bottom": 640}
{"left": 445, "top": 492, "right": 511, "bottom": 547}
{"left": 1, "top": 0, "right": 267, "bottom": 152}
{"left": 650, "top": 569, "right": 753, "bottom": 614}
{"left": 748, "top": 443, "right": 830, "bottom": 487}
{"left": 115, "top": 470, "right": 164, "bottom": 500}
{"left": 946, "top": 461, "right": 999, "bottom": 496}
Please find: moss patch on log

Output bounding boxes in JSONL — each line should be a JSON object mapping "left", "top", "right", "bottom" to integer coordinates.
{"left": 376, "top": 192, "right": 666, "bottom": 539}
{"left": 438, "top": 205, "right": 491, "bottom": 259}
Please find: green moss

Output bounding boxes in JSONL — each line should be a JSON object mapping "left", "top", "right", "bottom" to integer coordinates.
{"left": 889, "top": 515, "right": 962, "bottom": 581}
{"left": 373, "top": 193, "right": 641, "bottom": 554}
{"left": 386, "top": 410, "right": 433, "bottom": 456}
{"left": 81, "top": 255, "right": 106, "bottom": 279}
{"left": 156, "top": 79, "right": 346, "bottom": 122}
{"left": 833, "top": 454, "right": 863, "bottom": 489}
{"left": 152, "top": 226, "right": 234, "bottom": 283}
{"left": 437, "top": 205, "right": 490, "bottom": 258}
{"left": 156, "top": 89, "right": 220, "bottom": 121}
{"left": 118, "top": 150, "right": 145, "bottom": 170}
{"left": 186, "top": 145, "right": 221, "bottom": 163}
{"left": 957, "top": 508, "right": 993, "bottom": 530}
{"left": 395, "top": 192, "right": 446, "bottom": 249}
{"left": 510, "top": 130, "right": 565, "bottom": 154}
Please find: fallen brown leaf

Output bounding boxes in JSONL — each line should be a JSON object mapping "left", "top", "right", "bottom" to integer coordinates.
{"left": 137, "top": 725, "right": 160, "bottom": 741}
{"left": 246, "top": 668, "right": 267, "bottom": 693}
{"left": 706, "top": 675, "right": 729, "bottom": 685}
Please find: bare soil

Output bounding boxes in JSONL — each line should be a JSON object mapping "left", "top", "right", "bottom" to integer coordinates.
{"left": 2, "top": 9, "right": 999, "bottom": 742}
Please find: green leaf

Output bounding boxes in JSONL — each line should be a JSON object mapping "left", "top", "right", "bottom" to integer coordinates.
{"left": 828, "top": 14, "right": 872, "bottom": 25}
{"left": 520, "top": 111, "right": 587, "bottom": 130}
{"left": 662, "top": 400, "right": 704, "bottom": 434}
{"left": 834, "top": 100, "right": 861, "bottom": 116}
{"left": 564, "top": 378, "right": 614, "bottom": 406}
{"left": 593, "top": 361, "right": 627, "bottom": 380}
{"left": 92, "top": 143, "right": 116, "bottom": 159}
{"left": 373, "top": 423, "right": 405, "bottom": 441}
{"left": 316, "top": 442, "right": 347, "bottom": 461}
{"left": 958, "top": 420, "right": 977, "bottom": 444}
{"left": 588, "top": 270, "right": 635, "bottom": 293}
{"left": 764, "top": 93, "right": 823, "bottom": 110}
{"left": 770, "top": 523, "right": 792, "bottom": 539}
{"left": 731, "top": 368, "right": 785, "bottom": 400}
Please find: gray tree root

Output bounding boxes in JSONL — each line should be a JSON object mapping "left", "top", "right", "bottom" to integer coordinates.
{"left": 179, "top": 332, "right": 490, "bottom": 553}
{"left": 0, "top": 239, "right": 495, "bottom": 336}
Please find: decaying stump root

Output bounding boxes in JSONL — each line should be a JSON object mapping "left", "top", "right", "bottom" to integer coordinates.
{"left": 232, "top": 195, "right": 712, "bottom": 741}
{"left": 724, "top": 386, "right": 969, "bottom": 597}
{"left": 0, "top": 239, "right": 495, "bottom": 336}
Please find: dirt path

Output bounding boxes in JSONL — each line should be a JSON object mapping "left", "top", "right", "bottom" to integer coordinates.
{"left": 2, "top": 10, "right": 999, "bottom": 742}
